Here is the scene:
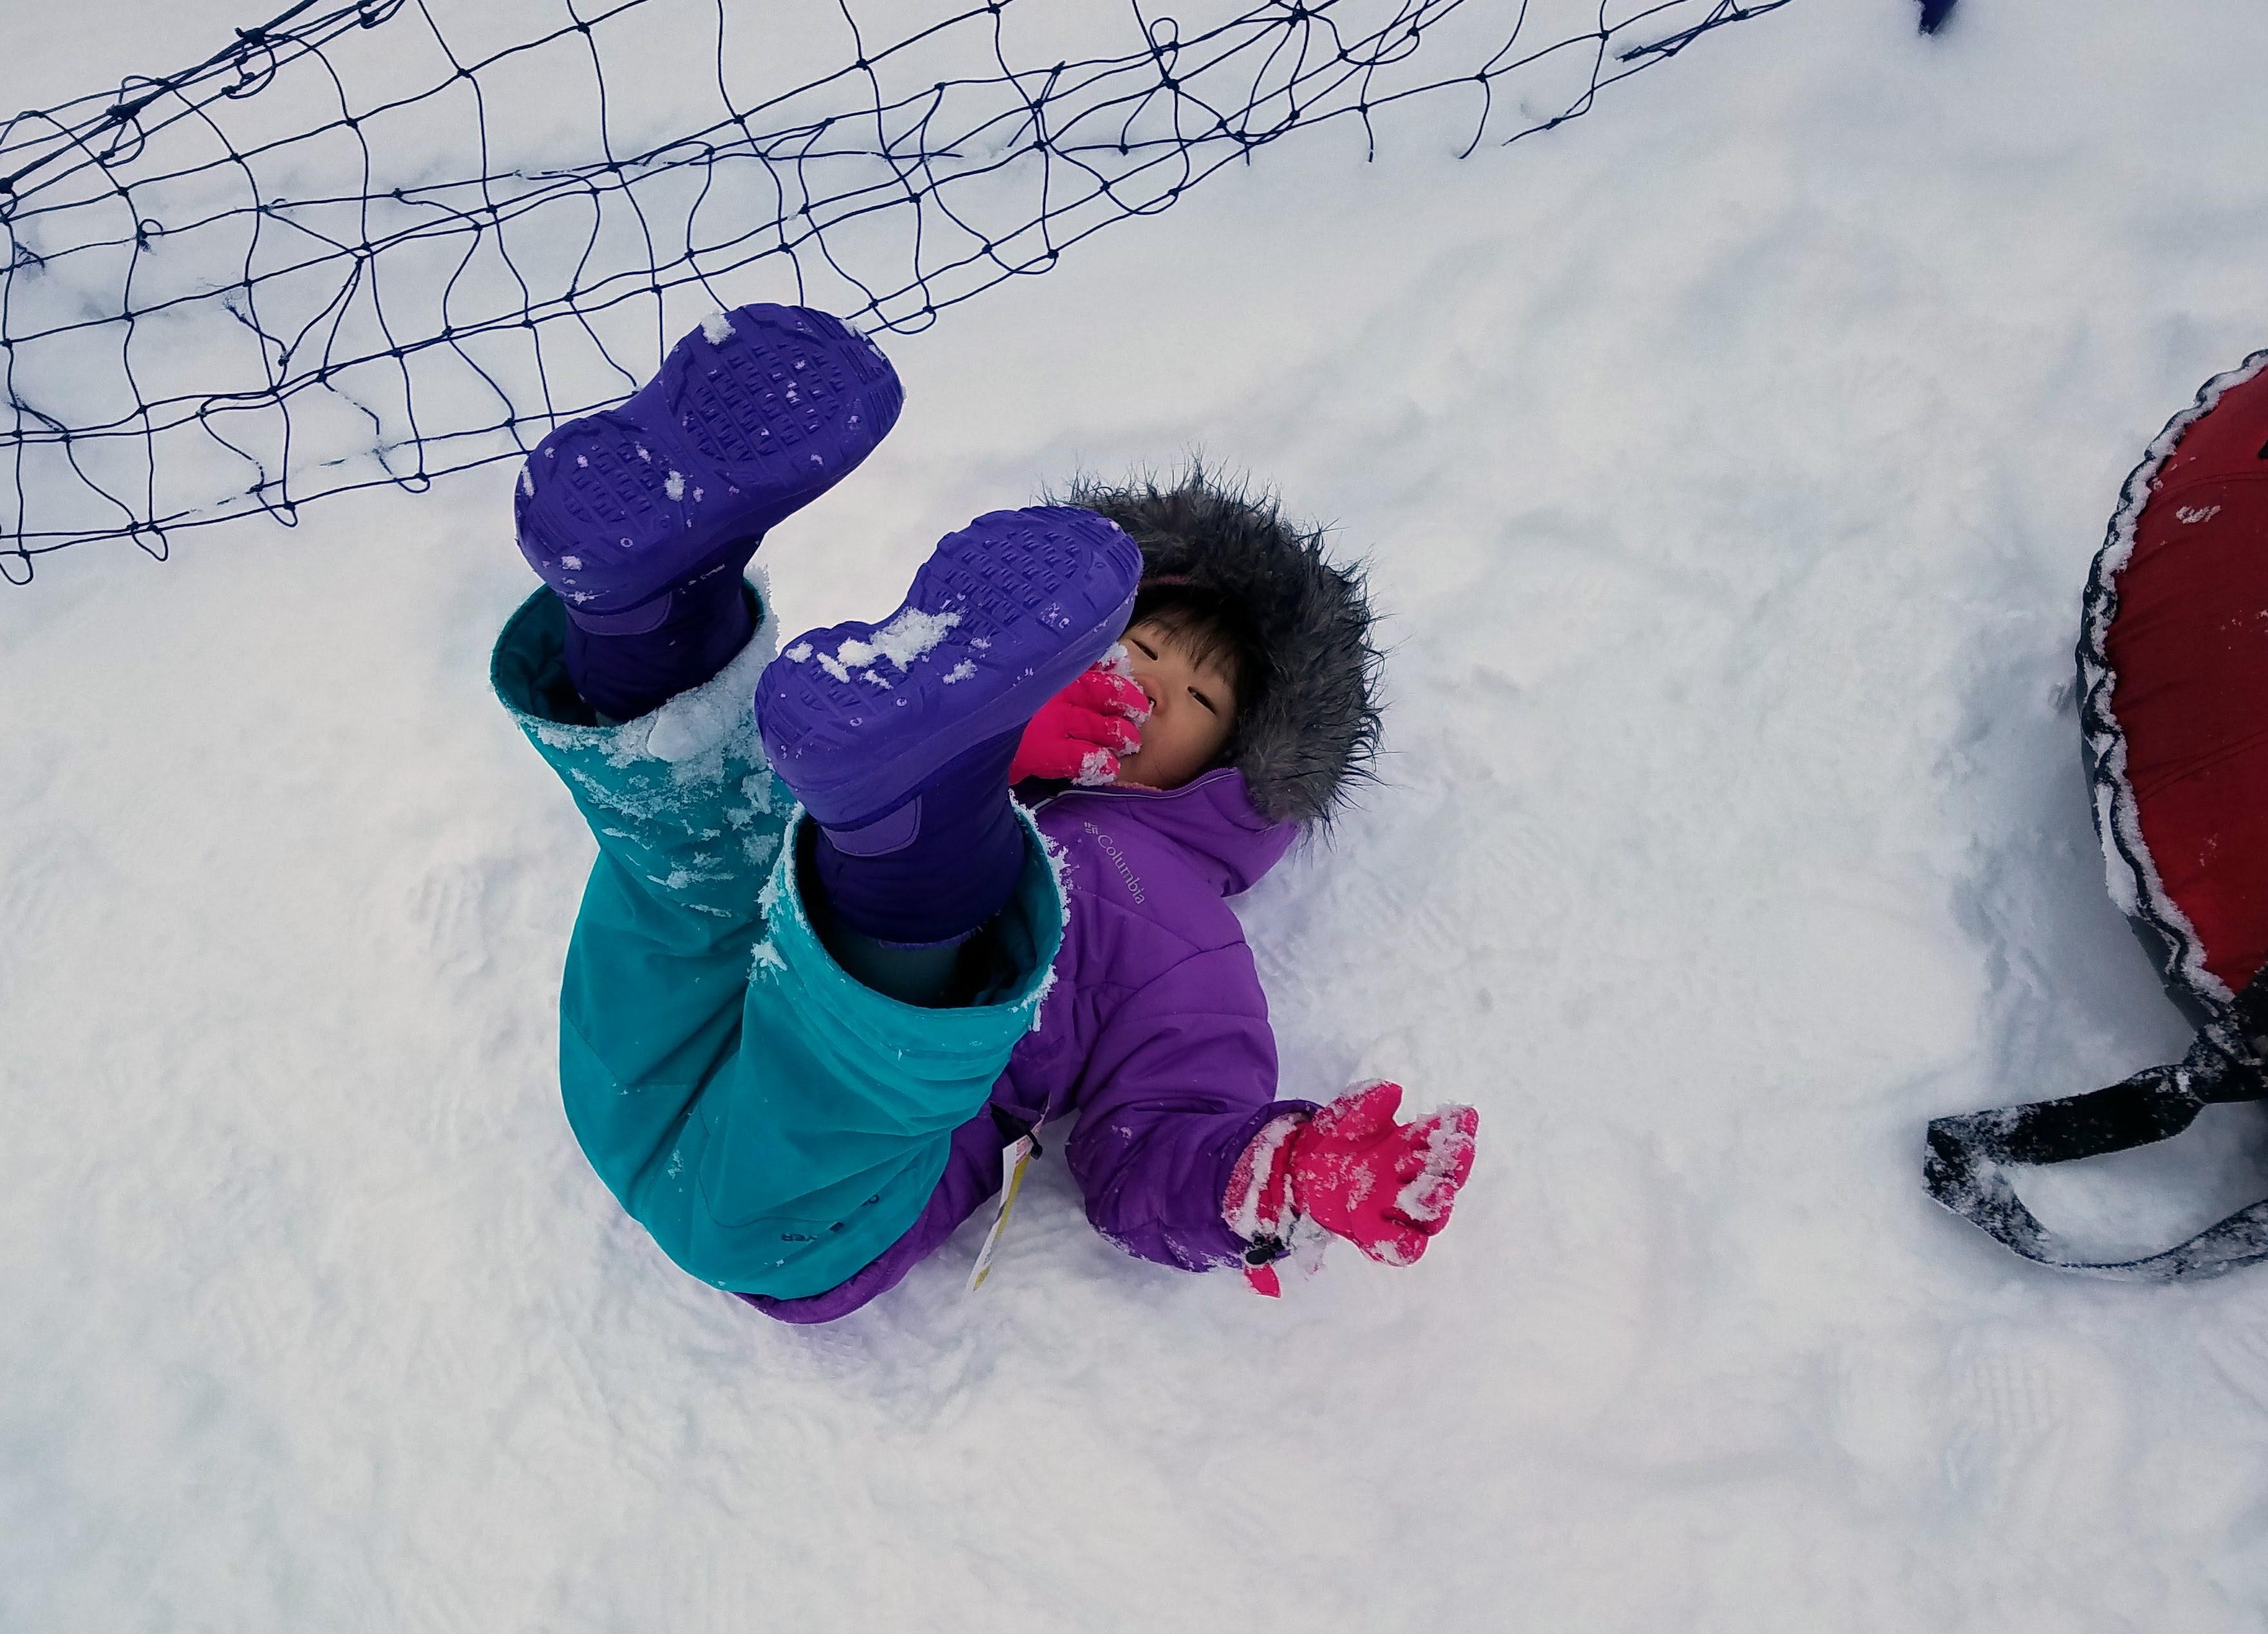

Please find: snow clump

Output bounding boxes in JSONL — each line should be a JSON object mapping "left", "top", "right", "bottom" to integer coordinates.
{"left": 805, "top": 609, "right": 961, "bottom": 682}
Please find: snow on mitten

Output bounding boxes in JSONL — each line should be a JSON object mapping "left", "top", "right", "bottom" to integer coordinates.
{"left": 1224, "top": 1083, "right": 1480, "bottom": 1295}
{"left": 1008, "top": 655, "right": 1151, "bottom": 785}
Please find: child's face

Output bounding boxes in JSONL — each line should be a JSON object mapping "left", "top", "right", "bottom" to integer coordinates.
{"left": 1114, "top": 619, "right": 1239, "bottom": 791}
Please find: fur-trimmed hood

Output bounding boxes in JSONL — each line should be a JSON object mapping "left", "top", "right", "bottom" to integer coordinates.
{"left": 1065, "top": 468, "right": 1383, "bottom": 827}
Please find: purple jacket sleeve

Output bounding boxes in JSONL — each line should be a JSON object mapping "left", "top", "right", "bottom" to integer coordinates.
{"left": 1065, "top": 944, "right": 1318, "bottom": 1272}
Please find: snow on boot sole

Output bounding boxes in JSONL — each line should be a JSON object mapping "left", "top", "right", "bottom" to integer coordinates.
{"left": 515, "top": 304, "right": 902, "bottom": 632}
{"left": 757, "top": 507, "right": 1144, "bottom": 830}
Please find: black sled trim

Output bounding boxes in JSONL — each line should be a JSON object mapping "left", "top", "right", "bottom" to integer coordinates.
{"left": 1923, "top": 975, "right": 2268, "bottom": 1281}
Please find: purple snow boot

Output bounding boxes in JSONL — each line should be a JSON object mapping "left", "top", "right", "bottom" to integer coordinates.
{"left": 515, "top": 303, "right": 902, "bottom": 637}
{"left": 757, "top": 507, "right": 1144, "bottom": 946}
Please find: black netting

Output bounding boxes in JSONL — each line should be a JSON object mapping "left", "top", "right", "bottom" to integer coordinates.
{"left": 0, "top": 0, "right": 1793, "bottom": 582}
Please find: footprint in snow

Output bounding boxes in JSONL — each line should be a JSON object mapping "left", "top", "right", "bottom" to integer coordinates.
{"left": 406, "top": 859, "right": 493, "bottom": 980}
{"left": 1940, "top": 1326, "right": 2126, "bottom": 1534}
{"left": 2200, "top": 1304, "right": 2268, "bottom": 1412}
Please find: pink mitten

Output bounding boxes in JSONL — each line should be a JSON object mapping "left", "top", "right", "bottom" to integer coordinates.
{"left": 1008, "top": 660, "right": 1151, "bottom": 785}
{"left": 1225, "top": 1083, "right": 1479, "bottom": 1293}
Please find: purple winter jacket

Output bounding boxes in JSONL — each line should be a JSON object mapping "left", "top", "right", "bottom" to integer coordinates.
{"left": 754, "top": 765, "right": 1318, "bottom": 1322}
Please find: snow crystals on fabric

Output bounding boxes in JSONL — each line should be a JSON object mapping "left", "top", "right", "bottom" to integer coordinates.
{"left": 1224, "top": 1113, "right": 1303, "bottom": 1238}
{"left": 1020, "top": 823, "right": 1073, "bottom": 1029}
{"left": 809, "top": 608, "right": 961, "bottom": 682}
{"left": 1396, "top": 1111, "right": 1477, "bottom": 1224}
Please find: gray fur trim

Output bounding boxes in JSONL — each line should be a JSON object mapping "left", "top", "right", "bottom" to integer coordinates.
{"left": 1062, "top": 464, "right": 1383, "bottom": 826}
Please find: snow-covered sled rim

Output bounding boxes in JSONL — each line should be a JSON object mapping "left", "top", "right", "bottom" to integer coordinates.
{"left": 2074, "top": 346, "right": 2268, "bottom": 1015}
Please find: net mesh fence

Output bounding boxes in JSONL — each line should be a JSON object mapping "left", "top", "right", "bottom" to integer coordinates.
{"left": 0, "top": 0, "right": 1793, "bottom": 581}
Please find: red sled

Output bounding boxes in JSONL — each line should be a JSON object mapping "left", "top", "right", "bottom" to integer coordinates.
{"left": 1927, "top": 353, "right": 2268, "bottom": 1279}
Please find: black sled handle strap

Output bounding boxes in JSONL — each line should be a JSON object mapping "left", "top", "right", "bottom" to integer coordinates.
{"left": 1923, "top": 985, "right": 2268, "bottom": 1282}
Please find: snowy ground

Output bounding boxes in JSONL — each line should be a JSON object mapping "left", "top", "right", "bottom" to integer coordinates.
{"left": 8, "top": 1, "right": 2268, "bottom": 1628}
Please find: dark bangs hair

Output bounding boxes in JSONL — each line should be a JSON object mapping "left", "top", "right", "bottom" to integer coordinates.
{"left": 1126, "top": 579, "right": 1268, "bottom": 726}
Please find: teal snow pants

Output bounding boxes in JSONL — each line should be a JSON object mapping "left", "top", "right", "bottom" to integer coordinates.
{"left": 491, "top": 588, "right": 1063, "bottom": 1299}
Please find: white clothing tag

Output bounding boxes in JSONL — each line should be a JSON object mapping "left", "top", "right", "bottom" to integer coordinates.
{"left": 966, "top": 1123, "right": 1041, "bottom": 1293}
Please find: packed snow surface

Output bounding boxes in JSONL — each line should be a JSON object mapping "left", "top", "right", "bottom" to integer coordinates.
{"left": 7, "top": 2, "right": 2268, "bottom": 1629}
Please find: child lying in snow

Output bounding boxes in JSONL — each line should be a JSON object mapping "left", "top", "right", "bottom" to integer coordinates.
{"left": 491, "top": 303, "right": 1479, "bottom": 1318}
